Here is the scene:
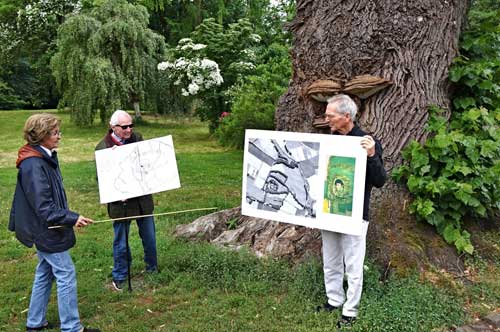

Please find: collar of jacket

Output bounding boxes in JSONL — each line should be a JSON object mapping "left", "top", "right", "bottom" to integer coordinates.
{"left": 103, "top": 129, "right": 138, "bottom": 148}
{"left": 16, "top": 144, "right": 58, "bottom": 169}
{"left": 332, "top": 124, "right": 364, "bottom": 136}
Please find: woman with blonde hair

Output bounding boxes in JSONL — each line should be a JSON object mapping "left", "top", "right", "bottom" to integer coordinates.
{"left": 9, "top": 113, "right": 100, "bottom": 332}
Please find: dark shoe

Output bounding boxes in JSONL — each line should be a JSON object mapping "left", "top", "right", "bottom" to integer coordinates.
{"left": 315, "top": 302, "right": 338, "bottom": 313}
{"left": 112, "top": 279, "right": 125, "bottom": 291}
{"left": 26, "top": 322, "right": 55, "bottom": 331}
{"left": 82, "top": 327, "right": 101, "bottom": 332}
{"left": 336, "top": 315, "right": 356, "bottom": 328}
{"left": 145, "top": 266, "right": 158, "bottom": 274}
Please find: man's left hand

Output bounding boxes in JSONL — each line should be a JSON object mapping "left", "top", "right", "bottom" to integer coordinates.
{"left": 361, "top": 135, "right": 376, "bottom": 157}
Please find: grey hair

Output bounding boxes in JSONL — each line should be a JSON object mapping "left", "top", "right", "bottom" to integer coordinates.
{"left": 327, "top": 94, "right": 358, "bottom": 118}
{"left": 109, "top": 110, "right": 131, "bottom": 126}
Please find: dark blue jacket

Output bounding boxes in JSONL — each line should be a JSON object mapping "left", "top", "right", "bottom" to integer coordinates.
{"left": 333, "top": 126, "right": 387, "bottom": 221}
{"left": 9, "top": 145, "right": 79, "bottom": 253}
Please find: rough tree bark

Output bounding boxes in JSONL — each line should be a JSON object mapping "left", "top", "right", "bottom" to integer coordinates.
{"left": 277, "top": 0, "right": 470, "bottom": 167}
{"left": 176, "top": 0, "right": 473, "bottom": 274}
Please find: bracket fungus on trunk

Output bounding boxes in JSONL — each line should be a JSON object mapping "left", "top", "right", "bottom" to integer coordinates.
{"left": 306, "top": 75, "right": 392, "bottom": 129}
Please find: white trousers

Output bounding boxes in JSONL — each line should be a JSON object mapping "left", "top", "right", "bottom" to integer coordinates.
{"left": 321, "top": 221, "right": 369, "bottom": 317}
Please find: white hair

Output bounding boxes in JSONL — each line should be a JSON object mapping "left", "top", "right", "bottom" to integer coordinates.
{"left": 327, "top": 94, "right": 358, "bottom": 118}
{"left": 109, "top": 110, "right": 131, "bottom": 126}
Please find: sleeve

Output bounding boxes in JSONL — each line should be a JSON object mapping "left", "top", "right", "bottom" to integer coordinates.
{"left": 19, "top": 161, "right": 79, "bottom": 226}
{"left": 366, "top": 139, "right": 387, "bottom": 188}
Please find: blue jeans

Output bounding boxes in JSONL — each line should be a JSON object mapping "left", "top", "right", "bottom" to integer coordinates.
{"left": 27, "top": 250, "right": 82, "bottom": 332}
{"left": 112, "top": 216, "right": 157, "bottom": 281}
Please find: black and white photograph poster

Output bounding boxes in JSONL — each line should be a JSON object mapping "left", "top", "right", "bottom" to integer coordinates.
{"left": 242, "top": 129, "right": 367, "bottom": 235}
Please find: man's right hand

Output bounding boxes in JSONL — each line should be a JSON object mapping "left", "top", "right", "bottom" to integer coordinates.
{"left": 75, "top": 215, "right": 94, "bottom": 228}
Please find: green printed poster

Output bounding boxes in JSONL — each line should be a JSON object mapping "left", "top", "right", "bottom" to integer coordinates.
{"left": 323, "top": 156, "right": 356, "bottom": 217}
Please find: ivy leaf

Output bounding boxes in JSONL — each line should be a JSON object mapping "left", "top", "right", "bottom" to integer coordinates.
{"left": 442, "top": 224, "right": 461, "bottom": 244}
{"left": 419, "top": 164, "right": 431, "bottom": 176}
{"left": 414, "top": 198, "right": 435, "bottom": 217}
{"left": 478, "top": 80, "right": 493, "bottom": 91}
{"left": 455, "top": 232, "right": 474, "bottom": 255}
{"left": 453, "top": 97, "right": 476, "bottom": 109}
{"left": 449, "top": 67, "right": 463, "bottom": 82}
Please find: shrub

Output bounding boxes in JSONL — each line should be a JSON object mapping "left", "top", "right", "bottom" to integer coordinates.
{"left": 216, "top": 43, "right": 291, "bottom": 148}
{"left": 393, "top": 107, "right": 500, "bottom": 254}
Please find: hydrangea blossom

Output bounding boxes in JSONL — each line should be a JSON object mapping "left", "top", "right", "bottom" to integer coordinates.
{"left": 17, "top": 0, "right": 82, "bottom": 32}
{"left": 158, "top": 57, "right": 223, "bottom": 96}
{"left": 233, "top": 61, "right": 256, "bottom": 71}
{"left": 249, "top": 33, "right": 261, "bottom": 43}
{"left": 177, "top": 38, "right": 207, "bottom": 51}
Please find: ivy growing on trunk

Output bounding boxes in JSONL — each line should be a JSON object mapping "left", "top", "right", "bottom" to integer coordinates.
{"left": 393, "top": 0, "right": 500, "bottom": 254}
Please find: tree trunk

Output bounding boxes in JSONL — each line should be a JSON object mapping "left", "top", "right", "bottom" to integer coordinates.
{"left": 133, "top": 100, "right": 141, "bottom": 119}
{"left": 274, "top": 0, "right": 471, "bottom": 272}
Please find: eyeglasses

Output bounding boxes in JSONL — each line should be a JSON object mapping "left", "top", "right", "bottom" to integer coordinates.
{"left": 51, "top": 131, "right": 62, "bottom": 137}
{"left": 115, "top": 124, "right": 134, "bottom": 130}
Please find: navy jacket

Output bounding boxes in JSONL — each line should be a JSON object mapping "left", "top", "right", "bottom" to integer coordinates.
{"left": 333, "top": 126, "right": 387, "bottom": 221}
{"left": 9, "top": 145, "right": 79, "bottom": 253}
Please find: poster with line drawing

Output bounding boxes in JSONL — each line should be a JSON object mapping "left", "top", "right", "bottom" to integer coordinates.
{"left": 95, "top": 135, "right": 180, "bottom": 204}
{"left": 242, "top": 129, "right": 366, "bottom": 235}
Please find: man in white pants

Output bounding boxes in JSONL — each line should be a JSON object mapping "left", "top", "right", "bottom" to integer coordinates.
{"left": 317, "top": 94, "right": 386, "bottom": 328}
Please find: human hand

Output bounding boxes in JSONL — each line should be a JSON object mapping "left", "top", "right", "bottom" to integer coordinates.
{"left": 361, "top": 135, "right": 376, "bottom": 157}
{"left": 75, "top": 215, "right": 94, "bottom": 228}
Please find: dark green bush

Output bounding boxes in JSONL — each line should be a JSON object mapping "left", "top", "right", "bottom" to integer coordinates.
{"left": 216, "top": 43, "right": 291, "bottom": 148}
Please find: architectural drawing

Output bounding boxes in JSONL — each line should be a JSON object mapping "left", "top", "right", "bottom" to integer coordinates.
{"left": 95, "top": 135, "right": 180, "bottom": 204}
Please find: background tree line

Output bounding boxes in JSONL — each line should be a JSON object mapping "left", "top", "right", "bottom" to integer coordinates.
{"left": 0, "top": 0, "right": 294, "bottom": 137}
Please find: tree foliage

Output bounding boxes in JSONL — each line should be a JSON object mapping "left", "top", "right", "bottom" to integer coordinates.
{"left": 138, "top": 0, "right": 270, "bottom": 45}
{"left": 393, "top": 0, "right": 500, "bottom": 253}
{"left": 158, "top": 17, "right": 261, "bottom": 129}
{"left": 215, "top": 43, "right": 292, "bottom": 148}
{"left": 51, "top": 0, "right": 165, "bottom": 125}
{"left": 0, "top": 0, "right": 83, "bottom": 108}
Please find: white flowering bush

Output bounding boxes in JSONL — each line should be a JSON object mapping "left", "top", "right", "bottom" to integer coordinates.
{"left": 158, "top": 57, "right": 223, "bottom": 96}
{"left": 177, "top": 38, "right": 207, "bottom": 52}
{"left": 17, "top": 0, "right": 82, "bottom": 34}
{"left": 158, "top": 20, "right": 262, "bottom": 130}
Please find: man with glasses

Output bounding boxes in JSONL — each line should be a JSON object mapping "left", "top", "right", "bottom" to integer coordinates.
{"left": 95, "top": 110, "right": 158, "bottom": 291}
{"left": 316, "top": 94, "right": 386, "bottom": 328}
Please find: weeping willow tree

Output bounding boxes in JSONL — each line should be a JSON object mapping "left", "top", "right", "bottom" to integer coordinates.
{"left": 51, "top": 0, "right": 165, "bottom": 125}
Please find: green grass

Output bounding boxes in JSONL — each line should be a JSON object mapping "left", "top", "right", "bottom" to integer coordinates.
{"left": 0, "top": 110, "right": 498, "bottom": 332}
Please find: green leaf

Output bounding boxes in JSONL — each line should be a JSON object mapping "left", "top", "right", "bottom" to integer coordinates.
{"left": 442, "top": 224, "right": 460, "bottom": 244}
{"left": 453, "top": 97, "right": 476, "bottom": 109}
{"left": 478, "top": 80, "right": 493, "bottom": 91}
{"left": 414, "top": 198, "right": 435, "bottom": 217}
{"left": 454, "top": 232, "right": 474, "bottom": 255}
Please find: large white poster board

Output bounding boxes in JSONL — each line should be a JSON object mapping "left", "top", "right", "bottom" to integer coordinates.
{"left": 95, "top": 135, "right": 180, "bottom": 204}
{"left": 242, "top": 129, "right": 367, "bottom": 235}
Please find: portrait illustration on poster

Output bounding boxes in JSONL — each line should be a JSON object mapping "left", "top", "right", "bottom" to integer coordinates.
{"left": 323, "top": 156, "right": 356, "bottom": 217}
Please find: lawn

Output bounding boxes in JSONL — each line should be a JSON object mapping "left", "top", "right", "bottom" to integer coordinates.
{"left": 0, "top": 110, "right": 498, "bottom": 332}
